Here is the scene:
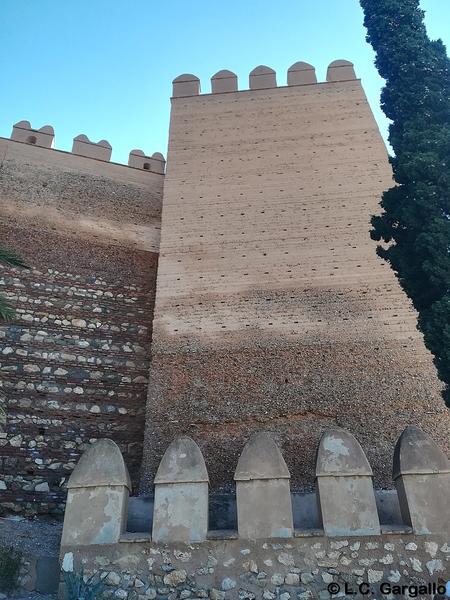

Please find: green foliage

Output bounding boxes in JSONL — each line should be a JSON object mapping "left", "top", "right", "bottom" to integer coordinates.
{"left": 0, "top": 245, "right": 29, "bottom": 321}
{"left": 0, "top": 247, "right": 29, "bottom": 270}
{"left": 360, "top": 0, "right": 450, "bottom": 404}
{"left": 0, "top": 546, "right": 22, "bottom": 593}
{"left": 0, "top": 294, "right": 15, "bottom": 322}
{"left": 63, "top": 567, "right": 105, "bottom": 600}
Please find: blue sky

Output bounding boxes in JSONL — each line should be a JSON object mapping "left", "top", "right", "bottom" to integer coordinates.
{"left": 0, "top": 1, "right": 449, "bottom": 164}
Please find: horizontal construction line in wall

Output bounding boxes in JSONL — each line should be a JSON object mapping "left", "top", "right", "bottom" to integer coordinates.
{"left": 0, "top": 267, "right": 152, "bottom": 294}
{"left": 0, "top": 331, "right": 148, "bottom": 358}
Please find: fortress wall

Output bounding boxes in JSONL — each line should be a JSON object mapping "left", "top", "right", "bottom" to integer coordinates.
{"left": 0, "top": 136, "right": 164, "bottom": 516}
{"left": 142, "top": 70, "right": 450, "bottom": 492}
{"left": 55, "top": 427, "right": 450, "bottom": 599}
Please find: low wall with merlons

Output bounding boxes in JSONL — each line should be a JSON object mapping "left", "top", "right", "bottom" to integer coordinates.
{"left": 57, "top": 425, "right": 450, "bottom": 597}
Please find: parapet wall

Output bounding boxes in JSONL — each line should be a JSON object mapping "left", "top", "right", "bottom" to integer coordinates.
{"left": 171, "top": 60, "right": 357, "bottom": 97}
{"left": 57, "top": 426, "right": 450, "bottom": 599}
{"left": 0, "top": 127, "right": 165, "bottom": 517}
{"left": 9, "top": 120, "right": 165, "bottom": 172}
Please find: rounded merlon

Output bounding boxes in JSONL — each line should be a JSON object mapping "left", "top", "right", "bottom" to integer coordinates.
{"left": 173, "top": 73, "right": 200, "bottom": 83}
{"left": 11, "top": 120, "right": 55, "bottom": 147}
{"left": 128, "top": 150, "right": 166, "bottom": 171}
{"left": 316, "top": 427, "right": 372, "bottom": 477}
{"left": 72, "top": 134, "right": 112, "bottom": 160}
{"left": 39, "top": 125, "right": 55, "bottom": 135}
{"left": 172, "top": 74, "right": 201, "bottom": 97}
{"left": 393, "top": 425, "right": 450, "bottom": 479}
{"left": 154, "top": 436, "right": 209, "bottom": 484}
{"left": 287, "top": 61, "right": 317, "bottom": 85}
{"left": 97, "top": 139, "right": 112, "bottom": 148}
{"left": 13, "top": 120, "right": 32, "bottom": 129}
{"left": 249, "top": 66, "right": 277, "bottom": 90}
{"left": 234, "top": 432, "right": 290, "bottom": 481}
{"left": 73, "top": 134, "right": 111, "bottom": 148}
{"left": 73, "top": 133, "right": 90, "bottom": 142}
{"left": 326, "top": 59, "right": 356, "bottom": 82}
{"left": 211, "top": 70, "right": 238, "bottom": 93}
{"left": 67, "top": 438, "right": 131, "bottom": 490}
{"left": 328, "top": 59, "right": 354, "bottom": 68}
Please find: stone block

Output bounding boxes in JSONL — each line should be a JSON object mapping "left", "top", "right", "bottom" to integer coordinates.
{"left": 326, "top": 59, "right": 357, "bottom": 82}
{"left": 72, "top": 134, "right": 112, "bottom": 161}
{"left": 249, "top": 66, "right": 277, "bottom": 90}
{"left": 11, "top": 121, "right": 54, "bottom": 148}
{"left": 61, "top": 439, "right": 131, "bottom": 546}
{"left": 128, "top": 150, "right": 165, "bottom": 173}
{"left": 393, "top": 426, "right": 450, "bottom": 534}
{"left": 287, "top": 62, "right": 317, "bottom": 86}
{"left": 316, "top": 428, "right": 380, "bottom": 536}
{"left": 152, "top": 436, "right": 209, "bottom": 543}
{"left": 172, "top": 74, "right": 200, "bottom": 97}
{"left": 211, "top": 70, "right": 238, "bottom": 93}
{"left": 234, "top": 432, "right": 293, "bottom": 539}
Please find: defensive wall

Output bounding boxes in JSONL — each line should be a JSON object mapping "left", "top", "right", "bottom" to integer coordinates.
{"left": 50, "top": 426, "right": 450, "bottom": 599}
{"left": 1, "top": 58, "right": 450, "bottom": 522}
{"left": 0, "top": 122, "right": 165, "bottom": 516}
{"left": 142, "top": 60, "right": 450, "bottom": 493}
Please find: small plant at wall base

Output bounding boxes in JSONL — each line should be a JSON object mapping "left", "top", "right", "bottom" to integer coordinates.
{"left": 0, "top": 245, "right": 29, "bottom": 320}
{"left": 0, "top": 546, "right": 22, "bottom": 594}
{"left": 63, "top": 567, "right": 106, "bottom": 600}
{"left": 359, "top": 0, "right": 450, "bottom": 405}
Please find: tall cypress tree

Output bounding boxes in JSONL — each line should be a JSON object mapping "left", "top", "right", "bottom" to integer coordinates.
{"left": 359, "top": 0, "right": 450, "bottom": 405}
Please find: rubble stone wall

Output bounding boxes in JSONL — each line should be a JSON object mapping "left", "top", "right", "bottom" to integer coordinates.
{"left": 0, "top": 137, "right": 164, "bottom": 516}
{"left": 62, "top": 534, "right": 450, "bottom": 600}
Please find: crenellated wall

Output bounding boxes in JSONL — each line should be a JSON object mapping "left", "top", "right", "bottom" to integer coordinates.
{"left": 2, "top": 56, "right": 450, "bottom": 523}
{"left": 142, "top": 59, "right": 450, "bottom": 494}
{"left": 56, "top": 427, "right": 450, "bottom": 599}
{"left": 0, "top": 125, "right": 165, "bottom": 516}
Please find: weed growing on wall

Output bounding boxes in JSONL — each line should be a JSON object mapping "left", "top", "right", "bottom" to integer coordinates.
{"left": 63, "top": 567, "right": 106, "bottom": 600}
{"left": 0, "top": 245, "right": 29, "bottom": 320}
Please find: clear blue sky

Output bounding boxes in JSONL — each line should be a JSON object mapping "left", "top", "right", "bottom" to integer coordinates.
{"left": 0, "top": 1, "right": 449, "bottom": 164}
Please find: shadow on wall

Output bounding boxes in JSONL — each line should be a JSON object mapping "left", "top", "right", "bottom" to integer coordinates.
{"left": 126, "top": 487, "right": 402, "bottom": 535}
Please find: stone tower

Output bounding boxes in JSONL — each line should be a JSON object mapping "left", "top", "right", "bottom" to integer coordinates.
{"left": 141, "top": 60, "right": 450, "bottom": 492}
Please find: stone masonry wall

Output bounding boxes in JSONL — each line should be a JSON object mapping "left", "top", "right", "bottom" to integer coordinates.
{"left": 57, "top": 410, "right": 450, "bottom": 599}
{"left": 142, "top": 65, "right": 450, "bottom": 493}
{"left": 0, "top": 136, "right": 164, "bottom": 516}
{"left": 63, "top": 534, "right": 450, "bottom": 600}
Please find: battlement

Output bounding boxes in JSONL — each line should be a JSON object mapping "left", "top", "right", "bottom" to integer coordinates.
{"left": 172, "top": 59, "right": 357, "bottom": 97}
{"left": 61, "top": 425, "right": 450, "bottom": 547}
{"left": 59, "top": 424, "right": 450, "bottom": 599}
{"left": 11, "top": 120, "right": 55, "bottom": 147}
{"left": 8, "top": 120, "right": 165, "bottom": 173}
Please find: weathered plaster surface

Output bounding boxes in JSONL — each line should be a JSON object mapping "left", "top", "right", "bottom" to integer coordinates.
{"left": 61, "top": 486, "right": 128, "bottom": 546}
{"left": 152, "top": 482, "right": 209, "bottom": 543}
